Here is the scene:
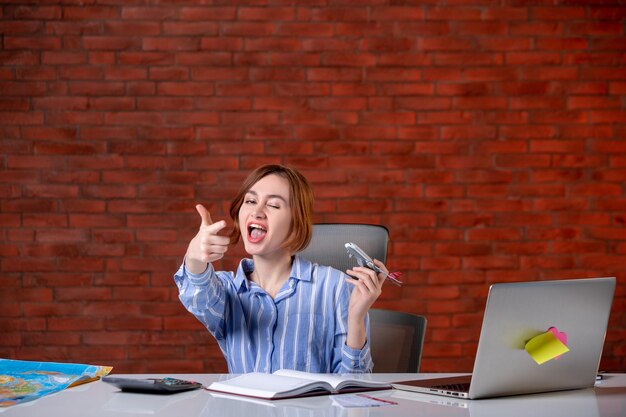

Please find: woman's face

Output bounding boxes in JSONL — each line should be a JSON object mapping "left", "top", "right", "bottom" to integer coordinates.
{"left": 238, "top": 174, "right": 293, "bottom": 257}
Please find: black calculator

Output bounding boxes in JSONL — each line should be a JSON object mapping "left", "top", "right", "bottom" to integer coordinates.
{"left": 101, "top": 376, "right": 203, "bottom": 394}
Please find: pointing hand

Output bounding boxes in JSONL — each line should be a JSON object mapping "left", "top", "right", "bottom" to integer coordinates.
{"left": 186, "top": 204, "right": 230, "bottom": 268}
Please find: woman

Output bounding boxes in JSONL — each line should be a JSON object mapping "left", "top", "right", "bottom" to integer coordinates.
{"left": 174, "top": 164, "right": 389, "bottom": 373}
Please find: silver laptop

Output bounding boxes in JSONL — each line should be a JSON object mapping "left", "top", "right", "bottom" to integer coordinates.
{"left": 388, "top": 386, "right": 601, "bottom": 417}
{"left": 392, "top": 277, "right": 616, "bottom": 399}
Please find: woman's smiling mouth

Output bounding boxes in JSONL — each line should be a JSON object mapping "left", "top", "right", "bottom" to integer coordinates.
{"left": 247, "top": 222, "right": 267, "bottom": 243}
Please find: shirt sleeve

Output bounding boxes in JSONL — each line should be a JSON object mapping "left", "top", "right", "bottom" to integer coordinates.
{"left": 332, "top": 276, "right": 374, "bottom": 373}
{"left": 173, "top": 260, "right": 227, "bottom": 340}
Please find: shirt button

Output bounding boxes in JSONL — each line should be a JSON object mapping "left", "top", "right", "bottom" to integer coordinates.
{"left": 351, "top": 360, "right": 356, "bottom": 366}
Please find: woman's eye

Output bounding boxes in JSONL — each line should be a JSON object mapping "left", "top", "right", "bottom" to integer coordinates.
{"left": 268, "top": 204, "right": 280, "bottom": 209}
{"left": 245, "top": 199, "right": 256, "bottom": 205}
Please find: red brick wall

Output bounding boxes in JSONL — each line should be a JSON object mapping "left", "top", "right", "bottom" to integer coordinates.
{"left": 1, "top": 1, "right": 625, "bottom": 373}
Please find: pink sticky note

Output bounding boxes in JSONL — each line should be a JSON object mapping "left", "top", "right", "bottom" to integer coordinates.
{"left": 548, "top": 327, "right": 568, "bottom": 360}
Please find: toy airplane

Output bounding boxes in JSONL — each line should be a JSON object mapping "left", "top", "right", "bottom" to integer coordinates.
{"left": 345, "top": 242, "right": 403, "bottom": 286}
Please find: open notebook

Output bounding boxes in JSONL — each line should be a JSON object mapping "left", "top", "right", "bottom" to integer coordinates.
{"left": 393, "top": 277, "right": 615, "bottom": 399}
{"left": 207, "top": 369, "right": 391, "bottom": 400}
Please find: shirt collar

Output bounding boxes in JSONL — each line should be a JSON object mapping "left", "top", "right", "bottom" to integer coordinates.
{"left": 291, "top": 255, "right": 313, "bottom": 282}
{"left": 233, "top": 259, "right": 253, "bottom": 292}
{"left": 233, "top": 255, "right": 314, "bottom": 292}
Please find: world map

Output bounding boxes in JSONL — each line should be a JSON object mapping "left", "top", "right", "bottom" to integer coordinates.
{"left": 0, "top": 359, "right": 112, "bottom": 407}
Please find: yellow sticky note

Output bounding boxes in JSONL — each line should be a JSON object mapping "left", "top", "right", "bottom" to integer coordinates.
{"left": 525, "top": 331, "right": 570, "bottom": 365}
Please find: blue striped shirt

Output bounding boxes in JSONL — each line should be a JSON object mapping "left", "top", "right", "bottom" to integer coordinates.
{"left": 173, "top": 255, "right": 372, "bottom": 374}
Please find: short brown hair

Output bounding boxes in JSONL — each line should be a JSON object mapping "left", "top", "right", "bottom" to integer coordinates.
{"left": 229, "top": 164, "right": 314, "bottom": 253}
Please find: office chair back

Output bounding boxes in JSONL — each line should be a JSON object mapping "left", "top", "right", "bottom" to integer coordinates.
{"left": 297, "top": 223, "right": 427, "bottom": 373}
{"left": 297, "top": 223, "right": 389, "bottom": 273}
{"left": 369, "top": 308, "right": 427, "bottom": 373}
